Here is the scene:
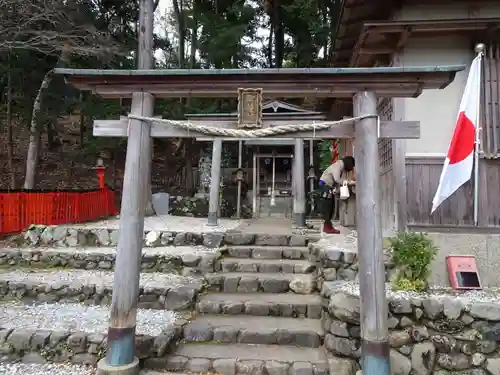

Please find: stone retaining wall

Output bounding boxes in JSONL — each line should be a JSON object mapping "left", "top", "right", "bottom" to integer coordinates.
{"left": 0, "top": 326, "right": 182, "bottom": 367}
{"left": 0, "top": 278, "right": 203, "bottom": 310}
{"left": 321, "top": 282, "right": 500, "bottom": 375}
{"left": 13, "top": 225, "right": 319, "bottom": 248}
{"left": 0, "top": 247, "right": 219, "bottom": 275}
{"left": 309, "top": 242, "right": 393, "bottom": 287}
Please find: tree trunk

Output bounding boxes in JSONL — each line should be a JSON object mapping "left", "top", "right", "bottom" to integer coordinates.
{"left": 321, "top": 2, "right": 329, "bottom": 58}
{"left": 327, "top": 1, "right": 338, "bottom": 61}
{"left": 24, "top": 50, "right": 69, "bottom": 189}
{"left": 46, "top": 118, "right": 58, "bottom": 150}
{"left": 268, "top": 22, "right": 274, "bottom": 68}
{"left": 6, "top": 61, "right": 15, "bottom": 189}
{"left": 79, "top": 92, "right": 85, "bottom": 148}
{"left": 189, "top": 0, "right": 198, "bottom": 68}
{"left": 187, "top": 0, "right": 198, "bottom": 108}
{"left": 173, "top": 0, "right": 185, "bottom": 68}
{"left": 185, "top": 140, "right": 193, "bottom": 196}
{"left": 273, "top": 0, "right": 284, "bottom": 68}
{"left": 23, "top": 70, "right": 54, "bottom": 189}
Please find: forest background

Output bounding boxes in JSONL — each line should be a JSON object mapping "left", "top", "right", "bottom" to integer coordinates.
{"left": 0, "top": 0, "right": 341, "bottom": 194}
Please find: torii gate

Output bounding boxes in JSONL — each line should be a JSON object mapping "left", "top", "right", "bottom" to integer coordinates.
{"left": 56, "top": 65, "right": 463, "bottom": 375}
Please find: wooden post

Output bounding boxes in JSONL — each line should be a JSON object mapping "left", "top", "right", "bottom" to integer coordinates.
{"left": 292, "top": 154, "right": 297, "bottom": 217}
{"left": 97, "top": 92, "right": 152, "bottom": 375}
{"left": 208, "top": 139, "right": 222, "bottom": 226}
{"left": 97, "top": 1, "right": 154, "bottom": 374}
{"left": 392, "top": 139, "right": 407, "bottom": 232}
{"left": 294, "top": 139, "right": 306, "bottom": 227}
{"left": 138, "top": 0, "right": 155, "bottom": 216}
{"left": 309, "top": 140, "right": 315, "bottom": 212}
{"left": 253, "top": 152, "right": 257, "bottom": 217}
{"left": 237, "top": 140, "right": 243, "bottom": 219}
{"left": 353, "top": 91, "right": 390, "bottom": 375}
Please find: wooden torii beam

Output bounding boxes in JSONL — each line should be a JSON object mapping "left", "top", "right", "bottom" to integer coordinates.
{"left": 56, "top": 63, "right": 464, "bottom": 375}
{"left": 93, "top": 117, "right": 421, "bottom": 139}
{"left": 94, "top": 112, "right": 419, "bottom": 228}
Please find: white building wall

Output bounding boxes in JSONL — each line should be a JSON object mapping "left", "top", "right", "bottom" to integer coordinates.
{"left": 392, "top": 2, "right": 500, "bottom": 155}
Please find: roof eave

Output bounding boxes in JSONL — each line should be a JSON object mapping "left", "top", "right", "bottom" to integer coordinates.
{"left": 55, "top": 66, "right": 465, "bottom": 99}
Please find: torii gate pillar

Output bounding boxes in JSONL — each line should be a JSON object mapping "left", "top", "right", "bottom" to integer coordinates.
{"left": 208, "top": 139, "right": 223, "bottom": 226}
{"left": 354, "top": 91, "right": 390, "bottom": 375}
{"left": 294, "top": 139, "right": 306, "bottom": 227}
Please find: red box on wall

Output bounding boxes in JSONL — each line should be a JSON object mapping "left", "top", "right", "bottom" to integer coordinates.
{"left": 446, "top": 255, "right": 482, "bottom": 290}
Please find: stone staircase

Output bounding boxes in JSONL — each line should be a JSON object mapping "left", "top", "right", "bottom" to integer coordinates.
{"left": 164, "top": 243, "right": 333, "bottom": 375}
{"left": 5, "top": 223, "right": 500, "bottom": 375}
{"left": 1, "top": 223, "right": 364, "bottom": 375}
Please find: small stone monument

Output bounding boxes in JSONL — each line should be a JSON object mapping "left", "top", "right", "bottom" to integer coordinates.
{"left": 152, "top": 192, "right": 170, "bottom": 215}
{"left": 196, "top": 154, "right": 212, "bottom": 198}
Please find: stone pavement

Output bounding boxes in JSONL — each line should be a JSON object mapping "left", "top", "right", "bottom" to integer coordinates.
{"left": 233, "top": 218, "right": 358, "bottom": 253}
{"left": 62, "top": 214, "right": 242, "bottom": 233}
{"left": 56, "top": 215, "right": 358, "bottom": 254}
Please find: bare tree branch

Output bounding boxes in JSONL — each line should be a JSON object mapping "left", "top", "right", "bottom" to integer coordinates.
{"left": 0, "top": 0, "right": 125, "bottom": 57}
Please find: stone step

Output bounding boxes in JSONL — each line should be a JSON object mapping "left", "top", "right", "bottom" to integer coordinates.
{"left": 0, "top": 301, "right": 183, "bottom": 366}
{"left": 18, "top": 225, "right": 320, "bottom": 248}
{"left": 161, "top": 343, "right": 331, "bottom": 375}
{"left": 0, "top": 269, "right": 203, "bottom": 310}
{"left": 205, "top": 272, "right": 316, "bottom": 294}
{"left": 0, "top": 246, "right": 219, "bottom": 274}
{"left": 183, "top": 315, "right": 323, "bottom": 348}
{"left": 223, "top": 245, "right": 310, "bottom": 260}
{"left": 197, "top": 292, "right": 322, "bottom": 318}
{"left": 216, "top": 258, "right": 316, "bottom": 274}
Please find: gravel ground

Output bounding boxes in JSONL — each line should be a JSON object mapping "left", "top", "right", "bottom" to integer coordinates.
{"left": 313, "top": 237, "right": 357, "bottom": 253}
{"left": 0, "top": 269, "right": 198, "bottom": 289}
{"left": 0, "top": 302, "right": 179, "bottom": 336}
{"left": 63, "top": 215, "right": 241, "bottom": 232}
{"left": 0, "top": 364, "right": 97, "bottom": 375}
{"left": 332, "top": 280, "right": 500, "bottom": 303}
{"left": 0, "top": 363, "right": 178, "bottom": 375}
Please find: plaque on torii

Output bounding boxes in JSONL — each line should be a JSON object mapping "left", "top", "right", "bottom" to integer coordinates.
{"left": 237, "top": 88, "right": 263, "bottom": 129}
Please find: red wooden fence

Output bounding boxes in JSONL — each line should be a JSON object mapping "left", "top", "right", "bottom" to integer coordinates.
{"left": 0, "top": 188, "right": 118, "bottom": 235}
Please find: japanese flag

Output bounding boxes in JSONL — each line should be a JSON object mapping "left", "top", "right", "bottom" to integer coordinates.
{"left": 431, "top": 53, "right": 482, "bottom": 213}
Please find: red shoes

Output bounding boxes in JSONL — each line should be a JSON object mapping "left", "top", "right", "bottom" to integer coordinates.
{"left": 323, "top": 222, "right": 340, "bottom": 234}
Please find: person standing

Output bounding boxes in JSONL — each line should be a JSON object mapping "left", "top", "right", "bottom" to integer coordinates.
{"left": 318, "top": 156, "right": 355, "bottom": 234}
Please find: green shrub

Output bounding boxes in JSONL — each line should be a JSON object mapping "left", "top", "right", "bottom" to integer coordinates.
{"left": 388, "top": 232, "right": 438, "bottom": 292}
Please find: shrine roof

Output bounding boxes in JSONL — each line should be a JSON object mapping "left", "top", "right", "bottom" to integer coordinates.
{"left": 54, "top": 66, "right": 465, "bottom": 98}
{"left": 185, "top": 100, "right": 325, "bottom": 119}
{"left": 344, "top": 18, "right": 500, "bottom": 67}
{"left": 331, "top": 0, "right": 499, "bottom": 66}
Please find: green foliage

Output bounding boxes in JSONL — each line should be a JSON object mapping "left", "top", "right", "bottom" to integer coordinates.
{"left": 317, "top": 141, "right": 332, "bottom": 172}
{"left": 388, "top": 232, "right": 438, "bottom": 292}
{"left": 0, "top": 0, "right": 344, "bottom": 189}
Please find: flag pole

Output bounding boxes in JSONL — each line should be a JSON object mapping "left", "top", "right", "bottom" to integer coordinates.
{"left": 473, "top": 43, "right": 485, "bottom": 227}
